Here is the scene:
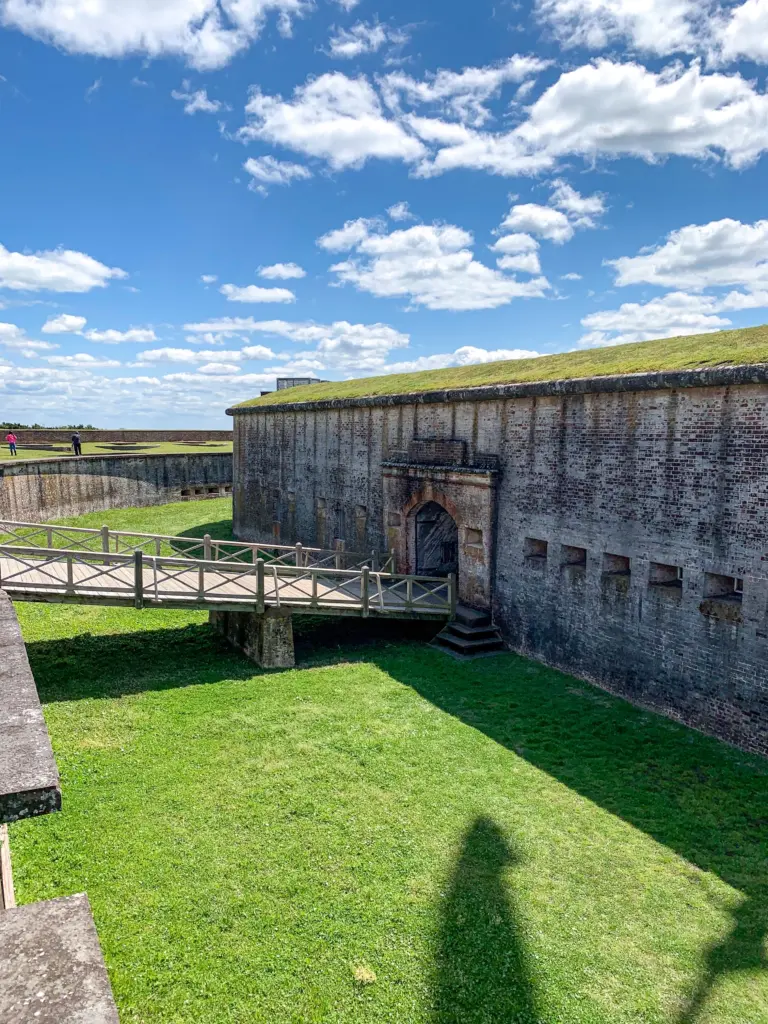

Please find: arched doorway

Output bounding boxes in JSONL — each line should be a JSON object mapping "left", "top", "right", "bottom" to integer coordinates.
{"left": 414, "top": 501, "right": 459, "bottom": 578}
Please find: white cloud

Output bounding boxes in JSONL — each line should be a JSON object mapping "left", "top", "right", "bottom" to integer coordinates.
{"left": 133, "top": 347, "right": 250, "bottom": 366}
{"left": 718, "top": 0, "right": 768, "bottom": 64}
{"left": 85, "top": 327, "right": 157, "bottom": 344}
{"left": 490, "top": 233, "right": 540, "bottom": 255}
{"left": 561, "top": 271, "right": 582, "bottom": 280}
{"left": 171, "top": 83, "right": 225, "bottom": 115}
{"left": 243, "top": 156, "right": 313, "bottom": 190}
{"left": 609, "top": 218, "right": 768, "bottom": 290}
{"left": 535, "top": 0, "right": 700, "bottom": 56}
{"left": 197, "top": 362, "right": 241, "bottom": 375}
{"left": 42, "top": 313, "right": 87, "bottom": 333}
{"left": 501, "top": 203, "right": 574, "bottom": 244}
{"left": 0, "top": 0, "right": 313, "bottom": 71}
{"left": 48, "top": 352, "right": 121, "bottom": 368}
{"left": 387, "top": 201, "right": 414, "bottom": 221}
{"left": 327, "top": 21, "right": 389, "bottom": 60}
{"left": 381, "top": 345, "right": 541, "bottom": 374}
{"left": 381, "top": 55, "right": 551, "bottom": 128}
{"left": 0, "top": 241, "right": 126, "bottom": 292}
{"left": 322, "top": 219, "right": 551, "bottom": 310}
{"left": 317, "top": 216, "right": 385, "bottom": 252}
{"left": 496, "top": 252, "right": 542, "bottom": 274}
{"left": 258, "top": 262, "right": 306, "bottom": 279}
{"left": 220, "top": 282, "right": 296, "bottom": 303}
{"left": 549, "top": 179, "right": 606, "bottom": 227}
{"left": 0, "top": 323, "right": 60, "bottom": 358}
{"left": 239, "top": 73, "right": 425, "bottom": 170}
{"left": 201, "top": 274, "right": 218, "bottom": 285}
{"left": 333, "top": 0, "right": 360, "bottom": 8}
{"left": 241, "top": 344, "right": 276, "bottom": 359}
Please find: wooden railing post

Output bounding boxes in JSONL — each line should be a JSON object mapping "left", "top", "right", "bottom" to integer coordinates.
{"left": 198, "top": 562, "right": 206, "bottom": 601}
{"left": 448, "top": 573, "right": 457, "bottom": 618}
{"left": 361, "top": 566, "right": 370, "bottom": 618}
{"left": 295, "top": 542, "right": 303, "bottom": 568}
{"left": 101, "top": 526, "right": 109, "bottom": 553}
{"left": 155, "top": 537, "right": 162, "bottom": 556}
{"left": 46, "top": 526, "right": 53, "bottom": 548}
{"left": 256, "top": 558, "right": 265, "bottom": 613}
{"left": 134, "top": 551, "right": 144, "bottom": 609}
{"left": 372, "top": 550, "right": 379, "bottom": 571}
{"left": 335, "top": 539, "right": 345, "bottom": 571}
{"left": 66, "top": 556, "right": 75, "bottom": 594}
{"left": 203, "top": 534, "right": 212, "bottom": 562}
{"left": 406, "top": 577, "right": 413, "bottom": 610}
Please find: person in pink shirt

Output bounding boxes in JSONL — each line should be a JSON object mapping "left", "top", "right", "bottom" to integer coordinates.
{"left": 5, "top": 432, "right": 17, "bottom": 456}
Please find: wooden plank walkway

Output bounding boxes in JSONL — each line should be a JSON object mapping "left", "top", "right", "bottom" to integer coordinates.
{"left": 0, "top": 544, "right": 454, "bottom": 620}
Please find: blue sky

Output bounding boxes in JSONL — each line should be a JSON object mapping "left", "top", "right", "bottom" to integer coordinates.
{"left": 2, "top": 0, "right": 768, "bottom": 427}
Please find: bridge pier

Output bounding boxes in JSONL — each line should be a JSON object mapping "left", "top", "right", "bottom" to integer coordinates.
{"left": 209, "top": 608, "right": 295, "bottom": 669}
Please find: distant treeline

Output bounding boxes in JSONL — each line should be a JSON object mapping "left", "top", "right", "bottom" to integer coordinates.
{"left": 1, "top": 422, "right": 98, "bottom": 430}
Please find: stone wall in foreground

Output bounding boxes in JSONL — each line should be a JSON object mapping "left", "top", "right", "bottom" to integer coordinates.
{"left": 0, "top": 453, "right": 233, "bottom": 522}
{"left": 229, "top": 366, "right": 768, "bottom": 756}
{"left": 10, "top": 429, "right": 231, "bottom": 445}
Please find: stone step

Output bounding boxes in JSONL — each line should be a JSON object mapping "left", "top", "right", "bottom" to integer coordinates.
{"left": 454, "top": 604, "right": 492, "bottom": 628}
{"left": 444, "top": 620, "right": 500, "bottom": 641}
{"left": 434, "top": 629, "right": 506, "bottom": 655}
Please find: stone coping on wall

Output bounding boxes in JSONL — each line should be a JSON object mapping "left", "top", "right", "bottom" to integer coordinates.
{"left": 0, "top": 894, "right": 119, "bottom": 1023}
{"left": 0, "top": 593, "right": 61, "bottom": 825}
{"left": 382, "top": 462, "right": 498, "bottom": 478}
{"left": 227, "top": 362, "right": 768, "bottom": 416}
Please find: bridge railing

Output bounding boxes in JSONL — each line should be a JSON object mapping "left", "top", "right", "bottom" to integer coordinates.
{"left": 0, "top": 545, "right": 454, "bottom": 618}
{"left": 0, "top": 520, "right": 395, "bottom": 573}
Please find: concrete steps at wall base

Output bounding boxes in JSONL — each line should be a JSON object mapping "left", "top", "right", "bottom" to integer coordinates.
{"left": 433, "top": 604, "right": 506, "bottom": 659}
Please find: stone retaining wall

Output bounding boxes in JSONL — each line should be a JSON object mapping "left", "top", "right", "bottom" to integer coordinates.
{"left": 0, "top": 452, "right": 233, "bottom": 522}
{"left": 9, "top": 429, "right": 231, "bottom": 444}
{"left": 229, "top": 366, "right": 768, "bottom": 756}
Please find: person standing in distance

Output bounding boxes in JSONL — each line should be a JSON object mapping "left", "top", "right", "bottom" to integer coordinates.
{"left": 71, "top": 431, "right": 82, "bottom": 457}
{"left": 5, "top": 431, "right": 17, "bottom": 456}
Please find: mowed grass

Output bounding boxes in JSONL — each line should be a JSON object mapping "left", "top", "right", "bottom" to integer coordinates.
{"left": 0, "top": 441, "right": 232, "bottom": 465}
{"left": 9, "top": 501, "right": 768, "bottom": 1024}
{"left": 241, "top": 323, "right": 768, "bottom": 407}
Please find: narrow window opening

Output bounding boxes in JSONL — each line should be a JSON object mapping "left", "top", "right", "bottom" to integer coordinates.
{"left": 465, "top": 528, "right": 483, "bottom": 547}
{"left": 704, "top": 572, "right": 743, "bottom": 603}
{"left": 603, "top": 553, "right": 630, "bottom": 576}
{"left": 561, "top": 544, "right": 587, "bottom": 569}
{"left": 524, "top": 538, "right": 548, "bottom": 563}
{"left": 650, "top": 562, "right": 683, "bottom": 589}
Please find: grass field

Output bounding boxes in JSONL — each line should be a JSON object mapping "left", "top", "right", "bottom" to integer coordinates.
{"left": 240, "top": 323, "right": 768, "bottom": 407}
{"left": 0, "top": 441, "right": 232, "bottom": 465}
{"left": 8, "top": 500, "right": 768, "bottom": 1024}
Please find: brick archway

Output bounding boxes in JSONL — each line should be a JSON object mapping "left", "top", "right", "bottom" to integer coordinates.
{"left": 382, "top": 464, "right": 497, "bottom": 610}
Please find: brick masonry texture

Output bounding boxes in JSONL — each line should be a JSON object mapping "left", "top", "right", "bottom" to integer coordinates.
{"left": 230, "top": 369, "right": 768, "bottom": 756}
{"left": 10, "top": 429, "right": 232, "bottom": 444}
{"left": 0, "top": 453, "right": 233, "bottom": 522}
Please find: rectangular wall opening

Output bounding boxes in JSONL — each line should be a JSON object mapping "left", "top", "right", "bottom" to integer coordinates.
{"left": 561, "top": 544, "right": 587, "bottom": 569}
{"left": 704, "top": 572, "right": 743, "bottom": 603}
{"left": 465, "top": 528, "right": 483, "bottom": 547}
{"left": 649, "top": 562, "right": 683, "bottom": 589}
{"left": 603, "top": 553, "right": 631, "bottom": 576}
{"left": 524, "top": 538, "right": 548, "bottom": 565}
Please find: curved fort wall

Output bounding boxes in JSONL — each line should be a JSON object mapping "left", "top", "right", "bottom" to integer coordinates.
{"left": 229, "top": 366, "right": 768, "bottom": 756}
{"left": 0, "top": 453, "right": 233, "bottom": 522}
{"left": 9, "top": 429, "right": 232, "bottom": 445}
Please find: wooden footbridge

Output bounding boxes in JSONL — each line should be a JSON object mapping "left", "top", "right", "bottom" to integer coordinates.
{"left": 0, "top": 520, "right": 455, "bottom": 620}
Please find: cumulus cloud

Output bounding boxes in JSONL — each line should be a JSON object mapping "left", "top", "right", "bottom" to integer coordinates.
{"left": 171, "top": 82, "right": 226, "bottom": 115}
{"left": 0, "top": 242, "right": 126, "bottom": 292}
{"left": 380, "top": 345, "right": 542, "bottom": 375}
{"left": 609, "top": 218, "right": 768, "bottom": 291}
{"left": 48, "top": 352, "right": 121, "bottom": 368}
{"left": 258, "top": 262, "right": 306, "bottom": 279}
{"left": 42, "top": 313, "right": 87, "bottom": 333}
{"left": 535, "top": 0, "right": 701, "bottom": 56}
{"left": 321, "top": 218, "right": 551, "bottom": 310}
{"left": 84, "top": 327, "right": 157, "bottom": 343}
{"left": 387, "top": 201, "right": 414, "bottom": 221}
{"left": 243, "top": 156, "right": 312, "bottom": 191}
{"left": 239, "top": 73, "right": 426, "bottom": 170}
{"left": 0, "top": 323, "right": 60, "bottom": 358}
{"left": 327, "top": 21, "right": 391, "bottom": 59}
{"left": 500, "top": 203, "right": 574, "bottom": 244}
{"left": 220, "top": 282, "right": 296, "bottom": 303}
{"left": 200, "top": 274, "right": 218, "bottom": 285}
{"left": 380, "top": 55, "right": 551, "bottom": 128}
{"left": 0, "top": 0, "right": 313, "bottom": 70}
{"left": 133, "top": 347, "right": 249, "bottom": 366}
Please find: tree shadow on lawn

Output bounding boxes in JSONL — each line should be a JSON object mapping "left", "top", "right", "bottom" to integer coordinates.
{"left": 366, "top": 641, "right": 768, "bottom": 1024}
{"left": 433, "top": 815, "right": 539, "bottom": 1024}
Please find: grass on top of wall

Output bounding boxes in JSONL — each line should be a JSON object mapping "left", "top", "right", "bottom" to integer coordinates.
{"left": 9, "top": 500, "right": 768, "bottom": 1024}
{"left": 0, "top": 441, "right": 232, "bottom": 465}
{"left": 238, "top": 323, "right": 768, "bottom": 408}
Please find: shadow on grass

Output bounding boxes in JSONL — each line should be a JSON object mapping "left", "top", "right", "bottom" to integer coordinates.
{"left": 176, "top": 519, "right": 236, "bottom": 543}
{"left": 433, "top": 816, "right": 538, "bottom": 1024}
{"left": 24, "top": 613, "right": 767, "bottom": 1021}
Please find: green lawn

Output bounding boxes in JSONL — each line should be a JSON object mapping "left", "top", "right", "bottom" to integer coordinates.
{"left": 240, "top": 323, "right": 768, "bottom": 407}
{"left": 8, "top": 501, "right": 768, "bottom": 1024}
{"left": 0, "top": 441, "right": 232, "bottom": 465}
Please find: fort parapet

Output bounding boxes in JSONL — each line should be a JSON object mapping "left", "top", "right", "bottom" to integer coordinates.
{"left": 229, "top": 365, "right": 768, "bottom": 756}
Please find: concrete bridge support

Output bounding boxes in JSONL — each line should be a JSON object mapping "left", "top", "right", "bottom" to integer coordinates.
{"left": 209, "top": 608, "right": 295, "bottom": 669}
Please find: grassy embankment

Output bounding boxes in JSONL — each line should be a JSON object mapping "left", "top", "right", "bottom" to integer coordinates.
{"left": 9, "top": 498, "right": 768, "bottom": 1024}
{"left": 0, "top": 441, "right": 232, "bottom": 465}
{"left": 240, "top": 324, "right": 768, "bottom": 408}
